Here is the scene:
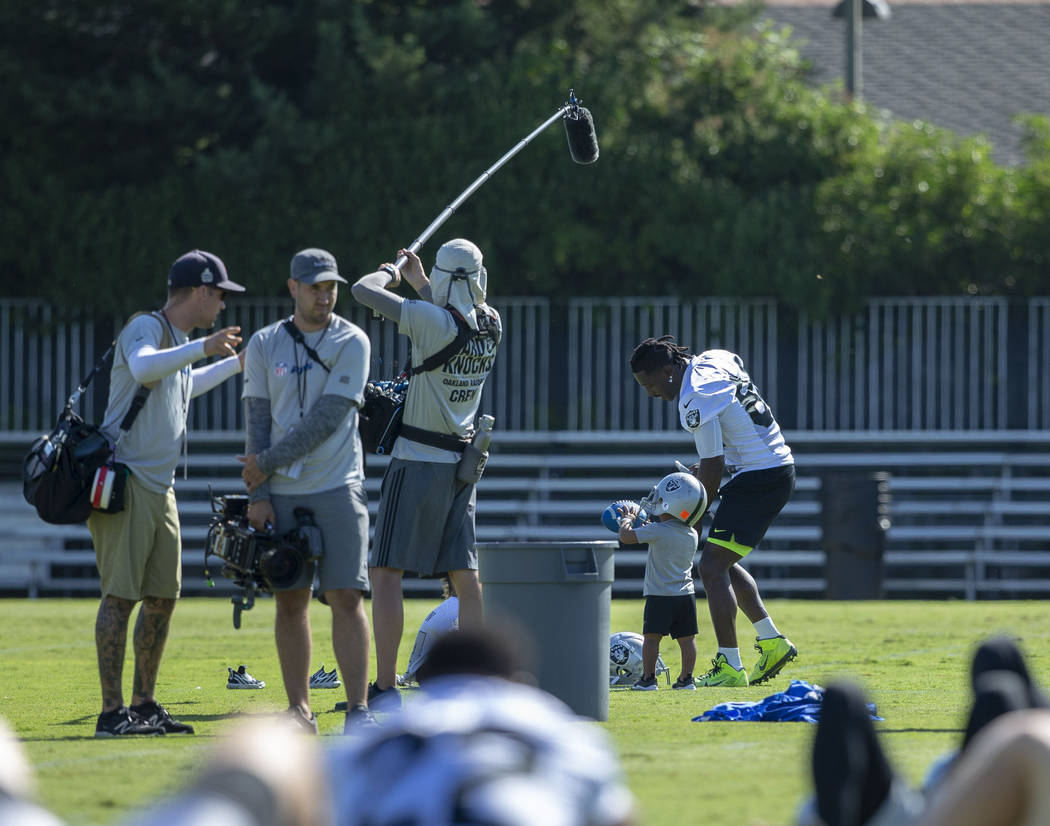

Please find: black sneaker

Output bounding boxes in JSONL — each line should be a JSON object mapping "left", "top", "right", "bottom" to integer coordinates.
{"left": 129, "top": 700, "right": 195, "bottom": 734}
{"left": 672, "top": 674, "right": 697, "bottom": 690}
{"left": 286, "top": 706, "right": 319, "bottom": 734}
{"left": 344, "top": 703, "right": 380, "bottom": 734}
{"left": 632, "top": 674, "right": 659, "bottom": 691}
{"left": 95, "top": 706, "right": 165, "bottom": 738}
{"left": 367, "top": 681, "right": 402, "bottom": 711}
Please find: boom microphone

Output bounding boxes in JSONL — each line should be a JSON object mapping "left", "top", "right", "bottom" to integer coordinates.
{"left": 564, "top": 105, "right": 600, "bottom": 165}
{"left": 383, "top": 89, "right": 600, "bottom": 295}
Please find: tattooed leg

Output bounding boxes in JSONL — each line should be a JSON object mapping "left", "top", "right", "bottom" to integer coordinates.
{"left": 96, "top": 595, "right": 136, "bottom": 712}
{"left": 131, "top": 597, "right": 175, "bottom": 706}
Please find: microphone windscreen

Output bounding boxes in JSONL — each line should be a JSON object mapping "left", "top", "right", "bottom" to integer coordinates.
{"left": 564, "top": 107, "right": 599, "bottom": 164}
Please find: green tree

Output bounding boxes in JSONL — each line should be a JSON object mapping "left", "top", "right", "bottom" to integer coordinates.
{"left": 1, "top": 0, "right": 1047, "bottom": 316}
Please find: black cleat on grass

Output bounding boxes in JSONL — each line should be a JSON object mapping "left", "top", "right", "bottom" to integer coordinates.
{"left": 129, "top": 701, "right": 195, "bottom": 734}
{"left": 95, "top": 706, "right": 165, "bottom": 738}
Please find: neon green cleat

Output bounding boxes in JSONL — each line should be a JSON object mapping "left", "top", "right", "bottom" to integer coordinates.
{"left": 749, "top": 635, "right": 798, "bottom": 685}
{"left": 696, "top": 653, "right": 749, "bottom": 687}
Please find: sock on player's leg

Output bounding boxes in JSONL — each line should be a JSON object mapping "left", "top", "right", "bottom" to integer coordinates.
{"left": 717, "top": 647, "right": 743, "bottom": 670}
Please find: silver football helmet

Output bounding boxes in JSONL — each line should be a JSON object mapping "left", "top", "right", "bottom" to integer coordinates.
{"left": 640, "top": 471, "right": 707, "bottom": 527}
{"left": 609, "top": 631, "right": 670, "bottom": 687}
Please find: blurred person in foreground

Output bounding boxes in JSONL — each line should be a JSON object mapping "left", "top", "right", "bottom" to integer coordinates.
{"left": 326, "top": 626, "right": 637, "bottom": 826}
{"left": 0, "top": 717, "right": 65, "bottom": 826}
{"left": 799, "top": 636, "right": 1050, "bottom": 826}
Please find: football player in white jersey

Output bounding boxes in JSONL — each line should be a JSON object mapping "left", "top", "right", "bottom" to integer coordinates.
{"left": 630, "top": 335, "right": 798, "bottom": 687}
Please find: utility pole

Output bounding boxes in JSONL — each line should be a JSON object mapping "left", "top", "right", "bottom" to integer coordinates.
{"left": 836, "top": 0, "right": 890, "bottom": 100}
{"left": 845, "top": 0, "right": 862, "bottom": 100}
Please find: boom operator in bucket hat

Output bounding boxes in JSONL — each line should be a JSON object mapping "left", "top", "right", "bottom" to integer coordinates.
{"left": 167, "top": 249, "right": 246, "bottom": 292}
{"left": 430, "top": 238, "right": 487, "bottom": 330}
{"left": 290, "top": 248, "right": 349, "bottom": 285}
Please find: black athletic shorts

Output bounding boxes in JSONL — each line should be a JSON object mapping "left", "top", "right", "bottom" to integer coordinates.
{"left": 706, "top": 464, "right": 796, "bottom": 556}
{"left": 643, "top": 594, "right": 698, "bottom": 639}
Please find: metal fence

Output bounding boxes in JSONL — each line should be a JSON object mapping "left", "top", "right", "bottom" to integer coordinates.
{"left": 1030, "top": 299, "right": 1050, "bottom": 431}
{"left": 797, "top": 298, "right": 1011, "bottom": 430}
{"left": 3, "top": 296, "right": 1048, "bottom": 433}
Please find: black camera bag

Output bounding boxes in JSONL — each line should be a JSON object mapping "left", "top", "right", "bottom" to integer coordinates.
{"left": 23, "top": 410, "right": 114, "bottom": 524}
{"left": 22, "top": 312, "right": 168, "bottom": 524}
{"left": 359, "top": 385, "right": 406, "bottom": 455}
{"left": 358, "top": 307, "right": 487, "bottom": 455}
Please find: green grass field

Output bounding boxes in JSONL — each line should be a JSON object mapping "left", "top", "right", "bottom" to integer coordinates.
{"left": 3, "top": 597, "right": 1048, "bottom": 825}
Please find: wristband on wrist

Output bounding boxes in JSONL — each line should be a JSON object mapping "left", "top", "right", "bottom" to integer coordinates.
{"left": 379, "top": 264, "right": 400, "bottom": 279}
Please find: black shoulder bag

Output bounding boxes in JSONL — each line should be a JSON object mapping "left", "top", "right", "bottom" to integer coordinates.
{"left": 22, "top": 312, "right": 167, "bottom": 524}
{"left": 361, "top": 309, "right": 479, "bottom": 455}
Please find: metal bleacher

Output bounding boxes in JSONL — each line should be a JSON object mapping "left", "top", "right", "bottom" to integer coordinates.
{"left": 4, "top": 430, "right": 1050, "bottom": 600}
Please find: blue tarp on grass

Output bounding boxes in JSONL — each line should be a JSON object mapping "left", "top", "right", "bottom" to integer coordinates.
{"left": 692, "top": 679, "right": 883, "bottom": 723}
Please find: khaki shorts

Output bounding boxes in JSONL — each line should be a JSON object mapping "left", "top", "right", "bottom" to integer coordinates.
{"left": 87, "top": 472, "right": 182, "bottom": 600}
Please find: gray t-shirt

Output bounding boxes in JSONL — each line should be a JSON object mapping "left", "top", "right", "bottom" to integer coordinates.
{"left": 393, "top": 300, "right": 502, "bottom": 464}
{"left": 633, "top": 519, "right": 698, "bottom": 597}
{"left": 242, "top": 315, "right": 369, "bottom": 494}
{"left": 104, "top": 313, "right": 192, "bottom": 494}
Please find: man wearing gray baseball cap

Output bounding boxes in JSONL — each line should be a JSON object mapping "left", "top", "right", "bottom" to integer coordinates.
{"left": 289, "top": 248, "right": 348, "bottom": 285}
{"left": 238, "top": 247, "right": 375, "bottom": 733}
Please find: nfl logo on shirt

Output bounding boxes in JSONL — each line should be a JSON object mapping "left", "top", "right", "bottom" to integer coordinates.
{"left": 274, "top": 362, "right": 289, "bottom": 377}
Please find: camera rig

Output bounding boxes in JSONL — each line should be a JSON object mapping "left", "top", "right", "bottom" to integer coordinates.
{"left": 204, "top": 488, "right": 324, "bottom": 628}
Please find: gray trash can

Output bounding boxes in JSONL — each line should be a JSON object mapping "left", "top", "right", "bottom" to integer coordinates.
{"left": 478, "top": 541, "right": 616, "bottom": 720}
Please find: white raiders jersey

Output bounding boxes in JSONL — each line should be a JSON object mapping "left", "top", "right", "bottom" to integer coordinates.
{"left": 401, "top": 596, "right": 459, "bottom": 684}
{"left": 326, "top": 675, "right": 634, "bottom": 826}
{"left": 678, "top": 350, "right": 793, "bottom": 478}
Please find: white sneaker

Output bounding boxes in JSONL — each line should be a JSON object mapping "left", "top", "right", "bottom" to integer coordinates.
{"left": 309, "top": 665, "right": 341, "bottom": 689}
{"left": 226, "top": 665, "right": 265, "bottom": 689}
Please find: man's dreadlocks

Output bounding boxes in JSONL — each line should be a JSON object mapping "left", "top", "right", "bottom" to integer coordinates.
{"left": 629, "top": 335, "right": 692, "bottom": 374}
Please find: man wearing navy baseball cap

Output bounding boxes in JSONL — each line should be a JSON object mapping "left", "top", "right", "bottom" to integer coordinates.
{"left": 168, "top": 249, "right": 247, "bottom": 293}
{"left": 88, "top": 249, "right": 247, "bottom": 738}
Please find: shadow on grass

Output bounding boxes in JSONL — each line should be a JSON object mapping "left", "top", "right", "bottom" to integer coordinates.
{"left": 882, "top": 727, "right": 964, "bottom": 734}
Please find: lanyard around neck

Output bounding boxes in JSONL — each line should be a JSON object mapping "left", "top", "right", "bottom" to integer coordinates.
{"left": 289, "top": 319, "right": 330, "bottom": 418}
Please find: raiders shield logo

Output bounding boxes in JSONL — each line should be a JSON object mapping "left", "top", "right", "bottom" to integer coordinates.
{"left": 686, "top": 409, "right": 701, "bottom": 429}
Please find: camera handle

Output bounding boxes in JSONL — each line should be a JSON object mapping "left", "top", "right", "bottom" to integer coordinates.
{"left": 231, "top": 587, "right": 256, "bottom": 630}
